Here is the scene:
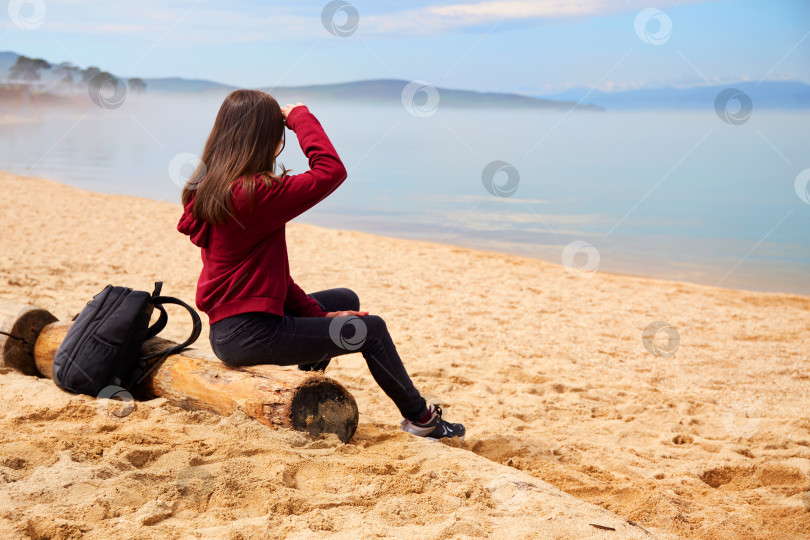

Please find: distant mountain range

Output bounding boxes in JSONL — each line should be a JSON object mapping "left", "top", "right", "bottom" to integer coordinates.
{"left": 135, "top": 78, "right": 604, "bottom": 111}
{"left": 138, "top": 77, "right": 234, "bottom": 93}
{"left": 0, "top": 50, "right": 599, "bottom": 111}
{"left": 540, "top": 81, "right": 810, "bottom": 110}
{"left": 2, "top": 49, "right": 808, "bottom": 110}
{"left": 258, "top": 79, "right": 607, "bottom": 110}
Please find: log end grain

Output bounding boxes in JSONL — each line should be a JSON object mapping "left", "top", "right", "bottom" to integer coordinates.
{"left": 290, "top": 375, "right": 359, "bottom": 444}
{"left": 0, "top": 300, "right": 58, "bottom": 376}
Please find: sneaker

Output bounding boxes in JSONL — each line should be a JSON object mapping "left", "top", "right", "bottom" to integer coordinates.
{"left": 400, "top": 404, "right": 465, "bottom": 440}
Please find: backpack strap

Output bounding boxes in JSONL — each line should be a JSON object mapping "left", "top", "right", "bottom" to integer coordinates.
{"left": 131, "top": 295, "right": 202, "bottom": 385}
{"left": 145, "top": 304, "right": 168, "bottom": 340}
{"left": 140, "top": 296, "right": 201, "bottom": 361}
{"left": 144, "top": 282, "right": 167, "bottom": 340}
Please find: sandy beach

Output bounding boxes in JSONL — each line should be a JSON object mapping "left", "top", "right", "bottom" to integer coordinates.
{"left": 0, "top": 171, "right": 808, "bottom": 539}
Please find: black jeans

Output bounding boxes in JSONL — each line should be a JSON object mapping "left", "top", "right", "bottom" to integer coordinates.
{"left": 208, "top": 288, "right": 428, "bottom": 421}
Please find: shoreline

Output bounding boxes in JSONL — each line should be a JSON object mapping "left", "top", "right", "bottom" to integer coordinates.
{"left": 8, "top": 170, "right": 809, "bottom": 301}
{"left": 300, "top": 215, "right": 810, "bottom": 299}
{"left": 1, "top": 170, "right": 809, "bottom": 538}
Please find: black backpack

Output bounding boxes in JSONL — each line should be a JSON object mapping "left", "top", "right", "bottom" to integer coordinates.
{"left": 52, "top": 282, "right": 201, "bottom": 396}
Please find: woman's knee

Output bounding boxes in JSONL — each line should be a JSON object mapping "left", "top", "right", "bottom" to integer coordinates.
{"left": 360, "top": 314, "right": 387, "bottom": 336}
{"left": 337, "top": 287, "right": 360, "bottom": 311}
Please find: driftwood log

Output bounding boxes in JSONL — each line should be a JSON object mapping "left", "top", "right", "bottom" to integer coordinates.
{"left": 1, "top": 301, "right": 358, "bottom": 443}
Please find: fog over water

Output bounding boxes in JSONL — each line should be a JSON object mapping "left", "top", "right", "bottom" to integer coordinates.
{"left": 2, "top": 93, "right": 808, "bottom": 295}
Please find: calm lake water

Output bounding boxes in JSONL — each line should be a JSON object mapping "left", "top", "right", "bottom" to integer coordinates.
{"left": 2, "top": 94, "right": 808, "bottom": 295}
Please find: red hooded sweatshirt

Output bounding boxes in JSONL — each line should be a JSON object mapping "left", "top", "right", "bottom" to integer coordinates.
{"left": 177, "top": 105, "right": 347, "bottom": 324}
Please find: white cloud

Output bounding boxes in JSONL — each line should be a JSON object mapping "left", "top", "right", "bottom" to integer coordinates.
{"left": 25, "top": 1, "right": 315, "bottom": 42}
{"left": 362, "top": 0, "right": 714, "bottom": 36}
{"left": 426, "top": 0, "right": 604, "bottom": 22}
{"left": 14, "top": 0, "right": 716, "bottom": 43}
{"left": 44, "top": 22, "right": 149, "bottom": 33}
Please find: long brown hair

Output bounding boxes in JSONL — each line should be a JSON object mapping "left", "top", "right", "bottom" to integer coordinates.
{"left": 181, "top": 89, "right": 292, "bottom": 224}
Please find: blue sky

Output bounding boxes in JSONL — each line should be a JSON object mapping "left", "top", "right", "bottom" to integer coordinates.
{"left": 1, "top": 0, "right": 808, "bottom": 95}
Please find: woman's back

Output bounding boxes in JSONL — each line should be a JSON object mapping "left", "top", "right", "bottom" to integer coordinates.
{"left": 177, "top": 103, "right": 346, "bottom": 325}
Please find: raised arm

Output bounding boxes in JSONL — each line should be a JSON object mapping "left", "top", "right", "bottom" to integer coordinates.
{"left": 249, "top": 105, "right": 347, "bottom": 229}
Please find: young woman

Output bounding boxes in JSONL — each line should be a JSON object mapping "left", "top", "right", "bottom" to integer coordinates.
{"left": 177, "top": 89, "right": 465, "bottom": 441}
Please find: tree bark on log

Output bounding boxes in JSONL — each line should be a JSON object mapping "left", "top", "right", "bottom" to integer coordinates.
{"left": 14, "top": 316, "right": 359, "bottom": 443}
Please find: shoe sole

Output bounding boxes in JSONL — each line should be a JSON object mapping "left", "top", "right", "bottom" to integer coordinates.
{"left": 420, "top": 434, "right": 465, "bottom": 442}
{"left": 400, "top": 420, "right": 465, "bottom": 441}
{"left": 401, "top": 427, "right": 465, "bottom": 441}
